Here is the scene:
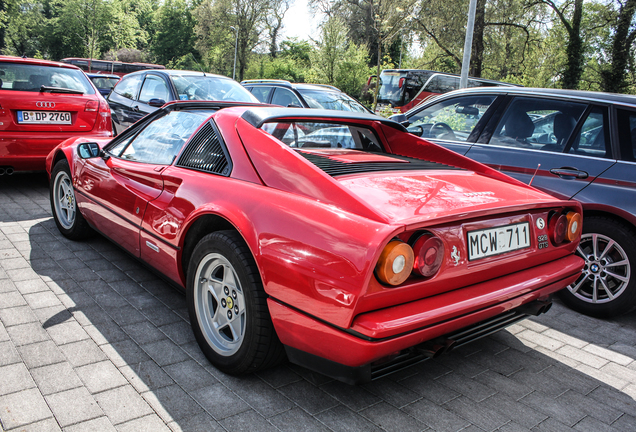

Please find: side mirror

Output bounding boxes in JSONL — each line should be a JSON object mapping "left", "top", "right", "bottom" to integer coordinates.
{"left": 389, "top": 113, "right": 409, "bottom": 125}
{"left": 148, "top": 98, "right": 166, "bottom": 108}
{"left": 77, "top": 142, "right": 103, "bottom": 159}
{"left": 406, "top": 125, "right": 424, "bottom": 137}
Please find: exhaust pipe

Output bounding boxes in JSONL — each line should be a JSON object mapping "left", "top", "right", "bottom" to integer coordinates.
{"left": 517, "top": 299, "right": 552, "bottom": 316}
{"left": 5, "top": 167, "right": 13, "bottom": 175}
{"left": 417, "top": 339, "right": 456, "bottom": 359}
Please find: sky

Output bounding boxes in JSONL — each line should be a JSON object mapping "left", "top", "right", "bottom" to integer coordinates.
{"left": 280, "top": 0, "right": 322, "bottom": 41}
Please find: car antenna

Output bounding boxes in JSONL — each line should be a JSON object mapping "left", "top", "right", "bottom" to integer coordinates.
{"left": 529, "top": 164, "right": 541, "bottom": 186}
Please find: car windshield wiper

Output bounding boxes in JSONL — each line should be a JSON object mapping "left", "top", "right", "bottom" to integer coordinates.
{"left": 40, "top": 85, "right": 84, "bottom": 95}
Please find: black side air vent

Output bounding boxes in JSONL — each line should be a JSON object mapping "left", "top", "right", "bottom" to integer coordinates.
{"left": 298, "top": 151, "right": 460, "bottom": 177}
{"left": 177, "top": 122, "right": 232, "bottom": 176}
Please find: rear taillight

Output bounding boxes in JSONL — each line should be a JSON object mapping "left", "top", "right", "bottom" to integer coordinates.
{"left": 411, "top": 233, "right": 444, "bottom": 278}
{"left": 375, "top": 240, "right": 414, "bottom": 286}
{"left": 549, "top": 210, "right": 581, "bottom": 245}
{"left": 85, "top": 100, "right": 99, "bottom": 111}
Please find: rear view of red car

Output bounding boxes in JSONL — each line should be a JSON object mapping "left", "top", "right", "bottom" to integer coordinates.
{"left": 0, "top": 56, "right": 112, "bottom": 172}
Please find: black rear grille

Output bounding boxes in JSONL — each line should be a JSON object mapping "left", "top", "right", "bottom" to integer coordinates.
{"left": 177, "top": 122, "right": 232, "bottom": 176}
{"left": 298, "top": 151, "right": 460, "bottom": 177}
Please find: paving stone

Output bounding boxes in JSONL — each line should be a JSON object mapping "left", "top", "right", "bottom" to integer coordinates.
{"left": 159, "top": 321, "right": 196, "bottom": 346}
{"left": 117, "top": 414, "right": 171, "bottom": 432}
{"left": 556, "top": 345, "right": 610, "bottom": 369}
{"left": 0, "top": 322, "right": 9, "bottom": 342}
{"left": 30, "top": 361, "right": 83, "bottom": 396}
{"left": 46, "top": 320, "right": 90, "bottom": 345}
{"left": 402, "top": 397, "right": 470, "bottom": 432}
{"left": 277, "top": 379, "right": 339, "bottom": 415}
{"left": 0, "top": 388, "right": 53, "bottom": 430}
{"left": 520, "top": 391, "right": 586, "bottom": 427}
{"left": 163, "top": 359, "right": 217, "bottom": 392}
{"left": 255, "top": 365, "right": 302, "bottom": 389}
{"left": 95, "top": 385, "right": 153, "bottom": 425}
{"left": 360, "top": 401, "right": 427, "bottom": 432}
{"left": 222, "top": 375, "right": 293, "bottom": 418}
{"left": 219, "top": 410, "right": 279, "bottom": 432}
{"left": 121, "top": 321, "right": 165, "bottom": 346}
{"left": 76, "top": 360, "right": 129, "bottom": 394}
{"left": 444, "top": 395, "right": 509, "bottom": 431}
{"left": 400, "top": 374, "right": 459, "bottom": 405}
{"left": 6, "top": 322, "right": 50, "bottom": 346}
{"left": 64, "top": 416, "right": 117, "bottom": 432}
{"left": 0, "top": 363, "right": 36, "bottom": 395}
{"left": 0, "top": 279, "right": 16, "bottom": 293}
{"left": 0, "top": 291, "right": 27, "bottom": 308}
{"left": 59, "top": 339, "right": 107, "bottom": 367}
{"left": 435, "top": 371, "right": 496, "bottom": 403}
{"left": 34, "top": 304, "right": 72, "bottom": 326}
{"left": 572, "top": 416, "right": 616, "bottom": 432}
{"left": 119, "top": 360, "right": 175, "bottom": 393}
{"left": 6, "top": 268, "right": 41, "bottom": 282}
{"left": 0, "top": 305, "right": 38, "bottom": 327}
{"left": 0, "top": 341, "right": 20, "bottom": 366}
{"left": 84, "top": 323, "right": 129, "bottom": 346}
{"left": 14, "top": 279, "right": 50, "bottom": 295}
{"left": 612, "top": 414, "right": 636, "bottom": 432}
{"left": 166, "top": 412, "right": 225, "bottom": 432}
{"left": 482, "top": 392, "right": 547, "bottom": 429}
{"left": 101, "top": 338, "right": 151, "bottom": 368}
{"left": 315, "top": 404, "right": 383, "bottom": 432}
{"left": 143, "top": 384, "right": 204, "bottom": 423}
{"left": 16, "top": 340, "right": 66, "bottom": 368}
{"left": 45, "top": 387, "right": 102, "bottom": 428}
{"left": 362, "top": 377, "right": 421, "bottom": 408}
{"left": 107, "top": 305, "right": 147, "bottom": 327}
{"left": 320, "top": 379, "right": 382, "bottom": 412}
{"left": 9, "top": 417, "right": 62, "bottom": 432}
{"left": 142, "top": 339, "right": 190, "bottom": 367}
{"left": 574, "top": 364, "right": 630, "bottom": 390}
{"left": 190, "top": 383, "right": 251, "bottom": 420}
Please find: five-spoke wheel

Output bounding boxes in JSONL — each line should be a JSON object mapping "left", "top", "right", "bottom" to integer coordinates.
{"left": 50, "top": 159, "right": 93, "bottom": 240}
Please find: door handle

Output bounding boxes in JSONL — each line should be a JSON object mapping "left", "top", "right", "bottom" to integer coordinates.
{"left": 131, "top": 105, "right": 140, "bottom": 112}
{"left": 549, "top": 167, "right": 589, "bottom": 179}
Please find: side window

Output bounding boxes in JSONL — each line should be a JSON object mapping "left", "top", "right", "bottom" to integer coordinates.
{"left": 110, "top": 111, "right": 204, "bottom": 164}
{"left": 249, "top": 86, "right": 272, "bottom": 103}
{"left": 271, "top": 88, "right": 302, "bottom": 107}
{"left": 616, "top": 109, "right": 636, "bottom": 161}
{"left": 113, "top": 74, "right": 143, "bottom": 100}
{"left": 488, "top": 97, "right": 586, "bottom": 150}
{"left": 569, "top": 106, "right": 610, "bottom": 158}
{"left": 138, "top": 75, "right": 169, "bottom": 103}
{"left": 407, "top": 95, "right": 496, "bottom": 141}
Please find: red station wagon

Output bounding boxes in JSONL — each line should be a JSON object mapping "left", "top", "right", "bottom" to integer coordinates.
{"left": 0, "top": 56, "right": 112, "bottom": 172}
{"left": 47, "top": 103, "right": 584, "bottom": 383}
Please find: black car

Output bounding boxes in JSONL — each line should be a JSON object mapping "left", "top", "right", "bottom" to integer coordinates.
{"left": 393, "top": 87, "right": 636, "bottom": 318}
{"left": 86, "top": 73, "right": 120, "bottom": 97}
{"left": 241, "top": 79, "right": 370, "bottom": 113}
{"left": 108, "top": 70, "right": 258, "bottom": 135}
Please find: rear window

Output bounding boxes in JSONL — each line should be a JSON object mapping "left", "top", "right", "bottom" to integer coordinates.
{"left": 261, "top": 121, "right": 383, "bottom": 151}
{"left": 298, "top": 89, "right": 368, "bottom": 113}
{"left": 0, "top": 62, "right": 95, "bottom": 94}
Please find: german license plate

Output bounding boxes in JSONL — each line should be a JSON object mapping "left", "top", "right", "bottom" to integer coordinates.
{"left": 17, "top": 111, "right": 71, "bottom": 124}
{"left": 467, "top": 222, "right": 530, "bottom": 261}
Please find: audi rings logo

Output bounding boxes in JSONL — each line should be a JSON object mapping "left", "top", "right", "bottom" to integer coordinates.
{"left": 36, "top": 101, "right": 55, "bottom": 108}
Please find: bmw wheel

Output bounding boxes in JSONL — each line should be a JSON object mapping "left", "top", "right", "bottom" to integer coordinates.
{"left": 559, "top": 216, "right": 636, "bottom": 317}
{"left": 186, "top": 231, "right": 285, "bottom": 374}
{"left": 50, "top": 159, "right": 93, "bottom": 240}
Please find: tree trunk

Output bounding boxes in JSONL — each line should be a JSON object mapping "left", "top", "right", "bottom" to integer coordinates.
{"left": 372, "top": 41, "right": 382, "bottom": 113}
{"left": 561, "top": 0, "right": 583, "bottom": 89}
{"left": 469, "top": 0, "right": 485, "bottom": 77}
{"left": 601, "top": 0, "right": 636, "bottom": 93}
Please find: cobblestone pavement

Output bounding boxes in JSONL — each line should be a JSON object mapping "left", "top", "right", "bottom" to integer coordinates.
{"left": 1, "top": 173, "right": 635, "bottom": 432}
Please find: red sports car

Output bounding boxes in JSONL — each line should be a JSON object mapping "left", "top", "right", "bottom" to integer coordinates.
{"left": 46, "top": 102, "right": 584, "bottom": 384}
{"left": 0, "top": 56, "right": 112, "bottom": 172}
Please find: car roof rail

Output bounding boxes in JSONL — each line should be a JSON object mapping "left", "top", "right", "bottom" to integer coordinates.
{"left": 302, "top": 83, "right": 341, "bottom": 91}
{"left": 240, "top": 79, "right": 292, "bottom": 87}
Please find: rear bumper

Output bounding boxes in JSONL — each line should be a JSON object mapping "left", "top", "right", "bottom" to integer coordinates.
{"left": 0, "top": 131, "right": 111, "bottom": 171}
{"left": 268, "top": 254, "right": 583, "bottom": 383}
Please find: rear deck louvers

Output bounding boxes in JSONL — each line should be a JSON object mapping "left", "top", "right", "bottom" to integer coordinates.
{"left": 177, "top": 122, "right": 232, "bottom": 176}
{"left": 298, "top": 152, "right": 459, "bottom": 177}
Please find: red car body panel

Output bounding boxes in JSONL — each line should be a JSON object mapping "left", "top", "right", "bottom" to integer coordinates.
{"left": 0, "top": 56, "right": 112, "bottom": 171}
{"left": 46, "top": 103, "right": 584, "bottom": 380}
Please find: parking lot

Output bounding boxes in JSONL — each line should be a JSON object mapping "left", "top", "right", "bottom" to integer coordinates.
{"left": 0, "top": 173, "right": 635, "bottom": 432}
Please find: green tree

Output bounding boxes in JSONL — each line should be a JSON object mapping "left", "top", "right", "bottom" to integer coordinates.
{"left": 152, "top": 0, "right": 197, "bottom": 65}
{"left": 601, "top": 0, "right": 636, "bottom": 93}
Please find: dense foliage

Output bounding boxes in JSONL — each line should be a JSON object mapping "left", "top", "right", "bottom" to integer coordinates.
{"left": 2, "top": 0, "right": 636, "bottom": 98}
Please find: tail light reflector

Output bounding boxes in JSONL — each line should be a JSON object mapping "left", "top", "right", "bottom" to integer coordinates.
{"left": 375, "top": 240, "right": 414, "bottom": 286}
{"left": 412, "top": 234, "right": 444, "bottom": 277}
{"left": 549, "top": 211, "right": 581, "bottom": 245}
{"left": 566, "top": 211, "right": 582, "bottom": 242}
{"left": 85, "top": 100, "right": 99, "bottom": 112}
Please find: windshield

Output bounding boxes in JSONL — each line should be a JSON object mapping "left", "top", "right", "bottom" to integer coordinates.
{"left": 0, "top": 63, "right": 95, "bottom": 94}
{"left": 90, "top": 76, "right": 119, "bottom": 90}
{"left": 298, "top": 89, "right": 368, "bottom": 113}
{"left": 171, "top": 75, "right": 258, "bottom": 102}
{"left": 377, "top": 71, "right": 406, "bottom": 105}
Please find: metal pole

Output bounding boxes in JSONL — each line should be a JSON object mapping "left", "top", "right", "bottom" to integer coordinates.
{"left": 230, "top": 26, "right": 238, "bottom": 81}
{"left": 398, "top": 32, "right": 404, "bottom": 69}
{"left": 460, "top": 0, "right": 478, "bottom": 89}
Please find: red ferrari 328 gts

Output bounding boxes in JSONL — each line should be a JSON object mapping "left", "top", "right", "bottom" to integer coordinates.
{"left": 46, "top": 102, "right": 584, "bottom": 384}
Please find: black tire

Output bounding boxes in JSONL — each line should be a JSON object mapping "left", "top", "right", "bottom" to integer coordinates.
{"left": 186, "top": 230, "right": 285, "bottom": 375}
{"left": 558, "top": 216, "right": 636, "bottom": 318}
{"left": 50, "top": 159, "right": 94, "bottom": 240}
